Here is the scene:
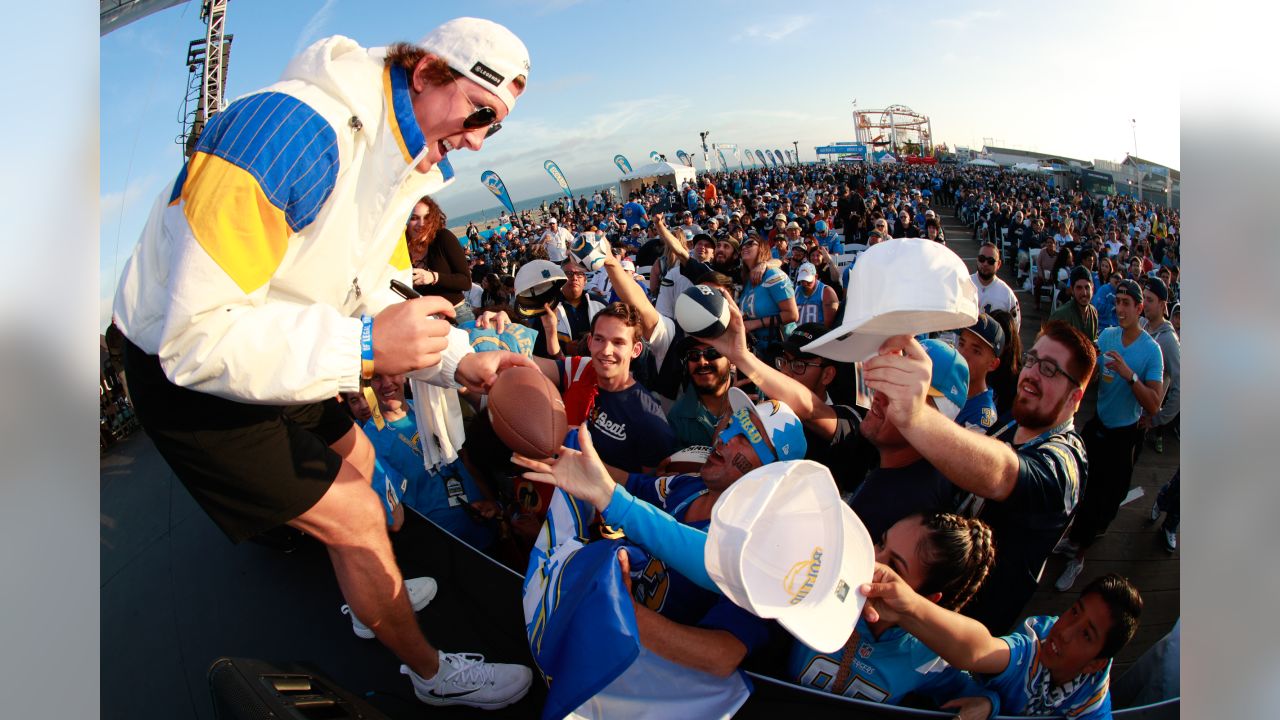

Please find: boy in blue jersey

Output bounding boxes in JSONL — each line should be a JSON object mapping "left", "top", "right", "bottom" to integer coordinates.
{"left": 863, "top": 570, "right": 1142, "bottom": 719}
{"left": 364, "top": 373, "right": 495, "bottom": 550}
{"left": 954, "top": 315, "right": 1003, "bottom": 434}
{"left": 1055, "top": 280, "right": 1163, "bottom": 591}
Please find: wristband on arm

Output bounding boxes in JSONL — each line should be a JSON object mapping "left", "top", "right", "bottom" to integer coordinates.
{"left": 360, "top": 315, "right": 375, "bottom": 380}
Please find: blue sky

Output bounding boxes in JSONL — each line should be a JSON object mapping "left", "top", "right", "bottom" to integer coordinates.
{"left": 100, "top": 0, "right": 1179, "bottom": 328}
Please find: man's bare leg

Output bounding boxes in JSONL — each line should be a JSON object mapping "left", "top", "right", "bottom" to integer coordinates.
{"left": 288, "top": 427, "right": 440, "bottom": 679}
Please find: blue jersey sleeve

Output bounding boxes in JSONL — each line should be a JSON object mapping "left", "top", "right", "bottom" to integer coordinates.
{"left": 602, "top": 484, "right": 717, "bottom": 593}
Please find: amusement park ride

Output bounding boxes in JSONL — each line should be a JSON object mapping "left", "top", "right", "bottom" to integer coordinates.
{"left": 852, "top": 102, "right": 935, "bottom": 160}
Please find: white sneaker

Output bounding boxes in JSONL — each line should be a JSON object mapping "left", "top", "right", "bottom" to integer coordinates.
{"left": 340, "top": 577, "right": 438, "bottom": 639}
{"left": 1055, "top": 557, "right": 1084, "bottom": 592}
{"left": 1052, "top": 536, "right": 1080, "bottom": 556}
{"left": 403, "top": 652, "right": 533, "bottom": 709}
{"left": 1164, "top": 528, "right": 1177, "bottom": 552}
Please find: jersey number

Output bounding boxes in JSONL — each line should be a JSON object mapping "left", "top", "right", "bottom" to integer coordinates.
{"left": 798, "top": 657, "right": 889, "bottom": 702}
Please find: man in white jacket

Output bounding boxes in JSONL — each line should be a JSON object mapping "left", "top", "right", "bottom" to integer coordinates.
{"left": 113, "top": 17, "right": 534, "bottom": 710}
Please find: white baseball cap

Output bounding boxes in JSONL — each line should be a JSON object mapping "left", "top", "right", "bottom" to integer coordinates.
{"left": 796, "top": 262, "right": 817, "bottom": 283}
{"left": 418, "top": 17, "right": 530, "bottom": 113}
{"left": 803, "top": 238, "right": 978, "bottom": 362}
{"left": 704, "top": 460, "right": 875, "bottom": 653}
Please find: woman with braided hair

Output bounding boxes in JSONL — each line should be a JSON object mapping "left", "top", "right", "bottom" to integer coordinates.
{"left": 786, "top": 512, "right": 1001, "bottom": 718}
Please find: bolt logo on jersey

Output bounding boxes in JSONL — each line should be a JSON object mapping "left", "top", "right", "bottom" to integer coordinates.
{"left": 632, "top": 557, "right": 671, "bottom": 612}
{"left": 784, "top": 547, "right": 824, "bottom": 605}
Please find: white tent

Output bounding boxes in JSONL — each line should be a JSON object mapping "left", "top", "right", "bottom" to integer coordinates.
{"left": 618, "top": 161, "right": 698, "bottom": 199}
{"left": 1013, "top": 162, "right": 1049, "bottom": 173}
{"left": 966, "top": 158, "right": 1000, "bottom": 167}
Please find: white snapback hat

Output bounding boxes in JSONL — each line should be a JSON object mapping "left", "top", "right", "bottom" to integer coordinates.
{"left": 803, "top": 238, "right": 978, "bottom": 362}
{"left": 704, "top": 460, "right": 875, "bottom": 653}
{"left": 418, "top": 17, "right": 530, "bottom": 113}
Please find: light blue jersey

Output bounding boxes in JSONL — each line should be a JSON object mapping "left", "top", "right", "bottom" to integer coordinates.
{"left": 795, "top": 280, "right": 829, "bottom": 326}
{"left": 788, "top": 616, "right": 998, "bottom": 711}
{"left": 363, "top": 405, "right": 493, "bottom": 549}
{"left": 1095, "top": 327, "right": 1162, "bottom": 428}
{"left": 740, "top": 266, "right": 795, "bottom": 349}
{"left": 982, "top": 616, "right": 1112, "bottom": 719}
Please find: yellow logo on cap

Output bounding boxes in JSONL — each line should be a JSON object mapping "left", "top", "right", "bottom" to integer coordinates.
{"left": 783, "top": 547, "right": 824, "bottom": 605}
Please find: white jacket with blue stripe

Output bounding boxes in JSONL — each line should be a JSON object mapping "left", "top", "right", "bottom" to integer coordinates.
{"left": 113, "top": 36, "right": 471, "bottom": 403}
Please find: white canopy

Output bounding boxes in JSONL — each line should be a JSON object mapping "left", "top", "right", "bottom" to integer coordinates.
{"left": 966, "top": 158, "right": 1000, "bottom": 167}
{"left": 1012, "top": 162, "right": 1049, "bottom": 173}
{"left": 618, "top": 161, "right": 698, "bottom": 199}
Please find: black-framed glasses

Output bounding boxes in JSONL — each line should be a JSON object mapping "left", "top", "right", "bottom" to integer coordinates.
{"left": 453, "top": 77, "right": 502, "bottom": 138}
{"left": 977, "top": 254, "right": 997, "bottom": 265}
{"left": 1021, "top": 351, "right": 1081, "bottom": 386}
{"left": 684, "top": 347, "right": 722, "bottom": 363}
{"left": 774, "top": 355, "right": 824, "bottom": 374}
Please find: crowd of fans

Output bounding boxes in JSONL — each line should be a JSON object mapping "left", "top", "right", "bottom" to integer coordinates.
{"left": 324, "top": 161, "right": 1180, "bottom": 718}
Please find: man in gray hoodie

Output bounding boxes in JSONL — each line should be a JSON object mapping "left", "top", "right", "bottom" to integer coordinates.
{"left": 1139, "top": 278, "right": 1180, "bottom": 454}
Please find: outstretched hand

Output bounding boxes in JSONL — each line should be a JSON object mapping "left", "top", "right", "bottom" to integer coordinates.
{"left": 703, "top": 288, "right": 751, "bottom": 362}
{"left": 454, "top": 350, "right": 538, "bottom": 395}
{"left": 861, "top": 335, "right": 933, "bottom": 431}
{"left": 511, "top": 423, "right": 617, "bottom": 511}
{"left": 859, "top": 562, "right": 920, "bottom": 625}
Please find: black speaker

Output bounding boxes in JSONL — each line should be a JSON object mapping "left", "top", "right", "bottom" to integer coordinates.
{"left": 207, "top": 657, "right": 390, "bottom": 720}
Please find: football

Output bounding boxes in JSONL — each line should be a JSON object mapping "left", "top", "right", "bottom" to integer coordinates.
{"left": 675, "top": 284, "right": 730, "bottom": 339}
{"left": 488, "top": 366, "right": 567, "bottom": 460}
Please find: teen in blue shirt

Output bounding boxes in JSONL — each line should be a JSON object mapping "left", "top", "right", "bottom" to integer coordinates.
{"left": 863, "top": 570, "right": 1143, "bottom": 720}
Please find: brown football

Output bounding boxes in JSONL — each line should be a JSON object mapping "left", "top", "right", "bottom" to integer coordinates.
{"left": 488, "top": 366, "right": 567, "bottom": 460}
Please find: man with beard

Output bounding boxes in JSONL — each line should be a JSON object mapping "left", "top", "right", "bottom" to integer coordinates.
{"left": 1047, "top": 266, "right": 1099, "bottom": 343}
{"left": 863, "top": 321, "right": 1096, "bottom": 635}
{"left": 971, "top": 241, "right": 1021, "bottom": 332}
{"left": 665, "top": 339, "right": 733, "bottom": 450}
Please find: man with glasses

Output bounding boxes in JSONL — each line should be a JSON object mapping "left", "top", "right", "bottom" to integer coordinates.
{"left": 665, "top": 341, "right": 734, "bottom": 450}
{"left": 971, "top": 241, "right": 1021, "bottom": 332}
{"left": 113, "top": 18, "right": 536, "bottom": 708}
{"left": 862, "top": 321, "right": 1096, "bottom": 635}
{"left": 1055, "top": 280, "right": 1163, "bottom": 591}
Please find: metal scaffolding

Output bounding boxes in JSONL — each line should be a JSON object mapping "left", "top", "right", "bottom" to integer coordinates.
{"left": 177, "top": 0, "right": 233, "bottom": 156}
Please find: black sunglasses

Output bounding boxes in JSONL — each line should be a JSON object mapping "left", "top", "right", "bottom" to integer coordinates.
{"left": 684, "top": 347, "right": 722, "bottom": 363}
{"left": 454, "top": 77, "right": 502, "bottom": 138}
{"left": 977, "top": 254, "right": 997, "bottom": 265}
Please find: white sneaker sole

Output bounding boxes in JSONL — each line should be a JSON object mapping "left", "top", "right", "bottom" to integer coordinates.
{"left": 408, "top": 666, "right": 533, "bottom": 710}
{"left": 413, "top": 675, "right": 532, "bottom": 709}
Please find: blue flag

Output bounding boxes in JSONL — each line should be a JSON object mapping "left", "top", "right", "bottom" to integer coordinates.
{"left": 544, "top": 160, "right": 574, "bottom": 199}
{"left": 717, "top": 149, "right": 729, "bottom": 170}
{"left": 675, "top": 149, "right": 693, "bottom": 167}
{"left": 773, "top": 149, "right": 785, "bottom": 166}
{"left": 649, "top": 150, "right": 662, "bottom": 163}
{"left": 755, "top": 149, "right": 767, "bottom": 166}
{"left": 480, "top": 170, "right": 515, "bottom": 215}
{"left": 613, "top": 154, "right": 633, "bottom": 174}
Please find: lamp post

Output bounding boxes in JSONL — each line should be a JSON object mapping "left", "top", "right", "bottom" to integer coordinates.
{"left": 1130, "top": 118, "right": 1137, "bottom": 158}
{"left": 699, "top": 131, "right": 711, "bottom": 171}
{"left": 792, "top": 140, "right": 799, "bottom": 166}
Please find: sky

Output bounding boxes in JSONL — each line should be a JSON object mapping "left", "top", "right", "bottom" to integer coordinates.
{"left": 99, "top": 0, "right": 1180, "bottom": 329}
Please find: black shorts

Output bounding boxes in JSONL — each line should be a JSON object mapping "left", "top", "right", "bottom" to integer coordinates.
{"left": 122, "top": 339, "right": 354, "bottom": 543}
